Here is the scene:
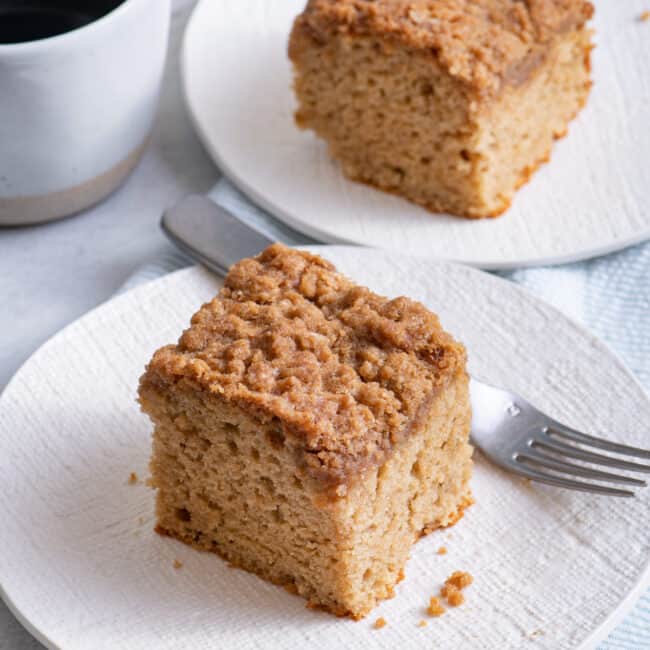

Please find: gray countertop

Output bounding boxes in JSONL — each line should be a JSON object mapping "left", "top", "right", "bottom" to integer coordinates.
{"left": 0, "top": 1, "right": 216, "bottom": 646}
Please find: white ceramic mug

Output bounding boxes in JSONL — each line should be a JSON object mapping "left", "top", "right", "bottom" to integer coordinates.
{"left": 0, "top": 0, "right": 171, "bottom": 226}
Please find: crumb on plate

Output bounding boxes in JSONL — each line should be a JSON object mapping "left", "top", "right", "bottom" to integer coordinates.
{"left": 640, "top": 10, "right": 650, "bottom": 21}
{"left": 445, "top": 570, "right": 473, "bottom": 590}
{"left": 128, "top": 472, "right": 138, "bottom": 485}
{"left": 374, "top": 617, "right": 387, "bottom": 629}
{"left": 427, "top": 596, "right": 446, "bottom": 617}
{"left": 173, "top": 559, "right": 183, "bottom": 569}
{"left": 417, "top": 619, "right": 428, "bottom": 627}
{"left": 440, "top": 570, "right": 472, "bottom": 606}
{"left": 437, "top": 546, "right": 447, "bottom": 555}
{"left": 441, "top": 585, "right": 465, "bottom": 607}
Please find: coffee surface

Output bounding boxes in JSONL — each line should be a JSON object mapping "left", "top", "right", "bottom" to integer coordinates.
{"left": 0, "top": 1, "right": 124, "bottom": 44}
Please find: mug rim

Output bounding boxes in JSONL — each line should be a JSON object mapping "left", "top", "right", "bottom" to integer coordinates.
{"left": 0, "top": 0, "right": 147, "bottom": 54}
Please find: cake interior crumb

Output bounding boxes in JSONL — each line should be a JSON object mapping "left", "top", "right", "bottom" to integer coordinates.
{"left": 437, "top": 546, "right": 448, "bottom": 555}
{"left": 374, "top": 617, "right": 387, "bottom": 629}
{"left": 173, "top": 559, "right": 183, "bottom": 569}
{"left": 417, "top": 619, "right": 428, "bottom": 627}
{"left": 427, "top": 596, "right": 446, "bottom": 617}
{"left": 128, "top": 472, "right": 138, "bottom": 485}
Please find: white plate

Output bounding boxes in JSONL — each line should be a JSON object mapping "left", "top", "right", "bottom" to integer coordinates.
{"left": 1, "top": 248, "right": 649, "bottom": 650}
{"left": 181, "top": 0, "right": 650, "bottom": 269}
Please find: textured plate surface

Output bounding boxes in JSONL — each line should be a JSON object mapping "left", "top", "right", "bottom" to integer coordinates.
{"left": 181, "top": 0, "right": 650, "bottom": 269}
{"left": 1, "top": 247, "right": 649, "bottom": 650}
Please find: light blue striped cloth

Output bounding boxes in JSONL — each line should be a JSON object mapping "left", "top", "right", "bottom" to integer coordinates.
{"left": 124, "top": 178, "right": 650, "bottom": 649}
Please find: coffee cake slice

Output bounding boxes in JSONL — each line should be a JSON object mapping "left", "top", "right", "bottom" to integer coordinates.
{"left": 138, "top": 244, "right": 472, "bottom": 618}
{"left": 289, "top": 0, "right": 594, "bottom": 218}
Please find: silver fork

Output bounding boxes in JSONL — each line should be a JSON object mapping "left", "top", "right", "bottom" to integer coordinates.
{"left": 162, "top": 194, "right": 650, "bottom": 498}
{"left": 471, "top": 378, "right": 650, "bottom": 497}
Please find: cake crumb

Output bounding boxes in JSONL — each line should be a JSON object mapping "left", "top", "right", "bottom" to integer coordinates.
{"left": 445, "top": 570, "right": 473, "bottom": 590}
{"left": 173, "top": 559, "right": 183, "bottom": 569}
{"left": 639, "top": 10, "right": 650, "bottom": 22}
{"left": 128, "top": 472, "right": 138, "bottom": 485}
{"left": 441, "top": 585, "right": 465, "bottom": 607}
{"left": 437, "top": 546, "right": 448, "bottom": 555}
{"left": 427, "top": 596, "right": 446, "bottom": 617}
{"left": 440, "top": 570, "right": 472, "bottom": 606}
{"left": 374, "top": 617, "right": 387, "bottom": 629}
{"left": 417, "top": 619, "right": 428, "bottom": 627}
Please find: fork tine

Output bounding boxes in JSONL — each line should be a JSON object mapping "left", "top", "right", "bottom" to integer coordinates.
{"left": 533, "top": 438, "right": 650, "bottom": 472}
{"left": 518, "top": 452, "right": 647, "bottom": 486}
{"left": 549, "top": 423, "right": 650, "bottom": 459}
{"left": 507, "top": 461, "right": 635, "bottom": 497}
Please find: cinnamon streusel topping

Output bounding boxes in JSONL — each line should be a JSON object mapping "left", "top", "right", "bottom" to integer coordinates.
{"left": 143, "top": 244, "right": 466, "bottom": 484}
{"left": 291, "top": 0, "right": 593, "bottom": 95}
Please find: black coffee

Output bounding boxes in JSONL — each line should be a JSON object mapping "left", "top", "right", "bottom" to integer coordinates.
{"left": 0, "top": 1, "right": 125, "bottom": 44}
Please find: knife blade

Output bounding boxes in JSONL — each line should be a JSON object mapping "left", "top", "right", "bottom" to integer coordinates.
{"left": 161, "top": 194, "right": 282, "bottom": 276}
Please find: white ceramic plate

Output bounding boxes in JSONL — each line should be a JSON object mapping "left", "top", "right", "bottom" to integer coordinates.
{"left": 181, "top": 0, "right": 650, "bottom": 269}
{"left": 1, "top": 248, "right": 649, "bottom": 650}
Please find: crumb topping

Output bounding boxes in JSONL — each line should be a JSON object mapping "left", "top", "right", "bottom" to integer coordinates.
{"left": 292, "top": 0, "right": 593, "bottom": 95}
{"left": 142, "top": 244, "right": 466, "bottom": 486}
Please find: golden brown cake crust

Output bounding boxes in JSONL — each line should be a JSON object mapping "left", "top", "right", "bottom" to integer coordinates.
{"left": 141, "top": 244, "right": 466, "bottom": 485}
{"left": 290, "top": 0, "right": 593, "bottom": 95}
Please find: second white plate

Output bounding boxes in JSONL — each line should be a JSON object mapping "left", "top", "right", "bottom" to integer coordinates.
{"left": 181, "top": 0, "right": 650, "bottom": 269}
